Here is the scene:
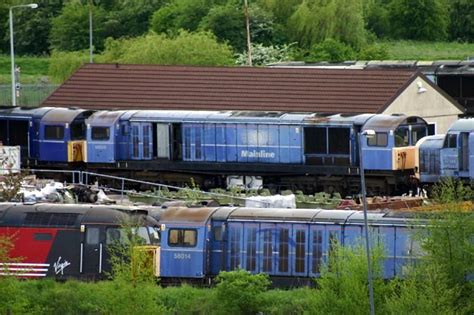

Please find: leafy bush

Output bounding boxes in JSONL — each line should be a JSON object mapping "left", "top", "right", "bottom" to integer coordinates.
{"left": 311, "top": 241, "right": 388, "bottom": 315}
{"left": 260, "top": 287, "right": 319, "bottom": 314}
{"left": 98, "top": 31, "right": 234, "bottom": 66}
{"left": 156, "top": 285, "right": 214, "bottom": 314}
{"left": 307, "top": 39, "right": 355, "bottom": 62}
{"left": 357, "top": 43, "right": 389, "bottom": 60}
{"left": 431, "top": 177, "right": 473, "bottom": 203}
{"left": 214, "top": 269, "right": 271, "bottom": 314}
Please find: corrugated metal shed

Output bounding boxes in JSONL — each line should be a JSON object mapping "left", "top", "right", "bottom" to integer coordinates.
{"left": 42, "top": 64, "right": 422, "bottom": 114}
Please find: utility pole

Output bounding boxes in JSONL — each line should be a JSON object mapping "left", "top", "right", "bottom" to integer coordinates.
{"left": 89, "top": 0, "right": 93, "bottom": 63}
{"left": 244, "top": 0, "right": 252, "bottom": 66}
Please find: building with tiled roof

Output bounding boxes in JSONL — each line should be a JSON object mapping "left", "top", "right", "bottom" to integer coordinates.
{"left": 42, "top": 64, "right": 464, "bottom": 133}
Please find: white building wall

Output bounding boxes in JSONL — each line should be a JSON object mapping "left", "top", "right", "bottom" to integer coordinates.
{"left": 382, "top": 76, "right": 463, "bottom": 134}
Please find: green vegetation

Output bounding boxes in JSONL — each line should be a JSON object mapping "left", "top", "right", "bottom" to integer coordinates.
{"left": 0, "top": 55, "right": 50, "bottom": 84}
{"left": 383, "top": 40, "right": 474, "bottom": 61}
{"left": 0, "top": 0, "right": 472, "bottom": 86}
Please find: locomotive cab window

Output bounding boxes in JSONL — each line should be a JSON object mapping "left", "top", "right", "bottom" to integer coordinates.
{"left": 395, "top": 127, "right": 409, "bottom": 147}
{"left": 444, "top": 134, "right": 457, "bottom": 148}
{"left": 168, "top": 229, "right": 197, "bottom": 247}
{"left": 411, "top": 126, "right": 427, "bottom": 144}
{"left": 367, "top": 132, "right": 388, "bottom": 147}
{"left": 91, "top": 127, "right": 110, "bottom": 141}
{"left": 70, "top": 122, "right": 86, "bottom": 140}
{"left": 45, "top": 125, "right": 64, "bottom": 140}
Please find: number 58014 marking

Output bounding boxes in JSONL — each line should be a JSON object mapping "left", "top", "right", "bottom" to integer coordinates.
{"left": 173, "top": 253, "right": 191, "bottom": 259}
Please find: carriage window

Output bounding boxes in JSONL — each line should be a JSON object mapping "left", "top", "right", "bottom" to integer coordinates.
{"left": 295, "top": 230, "right": 306, "bottom": 273}
{"left": 45, "top": 125, "right": 64, "bottom": 140}
{"left": 213, "top": 226, "right": 223, "bottom": 241}
{"left": 184, "top": 128, "right": 191, "bottom": 160}
{"left": 304, "top": 127, "right": 327, "bottom": 154}
{"left": 279, "top": 228, "right": 289, "bottom": 272}
{"left": 246, "top": 227, "right": 257, "bottom": 272}
{"left": 367, "top": 132, "right": 388, "bottom": 147}
{"left": 262, "top": 229, "right": 273, "bottom": 272}
{"left": 91, "top": 127, "right": 110, "bottom": 140}
{"left": 106, "top": 228, "right": 126, "bottom": 244}
{"left": 86, "top": 227, "right": 100, "bottom": 245}
{"left": 395, "top": 127, "right": 409, "bottom": 147}
{"left": 168, "top": 229, "right": 197, "bottom": 247}
{"left": 328, "top": 128, "right": 350, "bottom": 154}
{"left": 312, "top": 230, "right": 323, "bottom": 273}
{"left": 195, "top": 127, "right": 202, "bottom": 160}
{"left": 121, "top": 124, "right": 129, "bottom": 136}
{"left": 230, "top": 226, "right": 241, "bottom": 269}
{"left": 444, "top": 134, "right": 457, "bottom": 148}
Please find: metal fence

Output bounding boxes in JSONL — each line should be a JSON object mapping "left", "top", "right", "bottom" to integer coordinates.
{"left": 5, "top": 168, "right": 268, "bottom": 206}
{"left": 0, "top": 84, "right": 59, "bottom": 107}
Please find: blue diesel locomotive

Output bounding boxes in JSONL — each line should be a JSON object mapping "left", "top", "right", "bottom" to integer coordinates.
{"left": 0, "top": 107, "right": 436, "bottom": 195}
{"left": 155, "top": 206, "right": 424, "bottom": 285}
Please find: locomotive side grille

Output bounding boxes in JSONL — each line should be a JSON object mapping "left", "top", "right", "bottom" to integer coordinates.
{"left": 24, "top": 212, "right": 79, "bottom": 227}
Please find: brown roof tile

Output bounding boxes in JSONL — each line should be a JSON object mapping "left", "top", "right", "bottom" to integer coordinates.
{"left": 42, "top": 64, "right": 420, "bottom": 113}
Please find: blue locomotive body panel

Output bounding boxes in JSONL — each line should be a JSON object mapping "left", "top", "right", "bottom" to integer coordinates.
{"left": 182, "top": 123, "right": 303, "bottom": 164}
{"left": 158, "top": 207, "right": 423, "bottom": 283}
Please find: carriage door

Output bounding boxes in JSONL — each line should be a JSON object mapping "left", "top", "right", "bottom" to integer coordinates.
{"left": 81, "top": 225, "right": 105, "bottom": 277}
{"left": 130, "top": 123, "right": 152, "bottom": 160}
{"left": 460, "top": 132, "right": 469, "bottom": 173}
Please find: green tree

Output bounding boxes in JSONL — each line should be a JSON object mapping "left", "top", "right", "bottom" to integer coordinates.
{"left": 258, "top": 0, "right": 302, "bottom": 24}
{"left": 199, "top": 1, "right": 275, "bottom": 52}
{"left": 388, "top": 0, "right": 449, "bottom": 41}
{"left": 98, "top": 31, "right": 234, "bottom": 66}
{"left": 49, "top": 1, "right": 107, "bottom": 52}
{"left": 288, "top": 0, "right": 366, "bottom": 49}
{"left": 365, "top": 0, "right": 391, "bottom": 38}
{"left": 448, "top": 0, "right": 474, "bottom": 42}
{"left": 102, "top": 0, "right": 168, "bottom": 40}
{"left": 1, "top": 1, "right": 63, "bottom": 56}
{"left": 150, "top": 0, "right": 219, "bottom": 35}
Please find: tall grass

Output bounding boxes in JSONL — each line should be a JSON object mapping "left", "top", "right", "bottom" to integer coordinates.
{"left": 383, "top": 40, "right": 474, "bottom": 61}
{"left": 0, "top": 55, "right": 50, "bottom": 84}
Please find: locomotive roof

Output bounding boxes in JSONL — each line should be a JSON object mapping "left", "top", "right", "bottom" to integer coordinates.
{"left": 86, "top": 110, "right": 126, "bottom": 125}
{"left": 417, "top": 135, "right": 445, "bottom": 149}
{"left": 363, "top": 115, "right": 427, "bottom": 130}
{"left": 303, "top": 113, "right": 375, "bottom": 126}
{"left": 157, "top": 206, "right": 417, "bottom": 226}
{"left": 0, "top": 203, "right": 156, "bottom": 227}
{"left": 0, "top": 107, "right": 53, "bottom": 119}
{"left": 159, "top": 206, "right": 218, "bottom": 224}
{"left": 130, "top": 110, "right": 315, "bottom": 124}
{"left": 447, "top": 118, "right": 474, "bottom": 133}
{"left": 41, "top": 108, "right": 93, "bottom": 124}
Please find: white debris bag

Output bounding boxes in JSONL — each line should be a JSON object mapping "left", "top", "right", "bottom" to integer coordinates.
{"left": 245, "top": 194, "right": 296, "bottom": 208}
